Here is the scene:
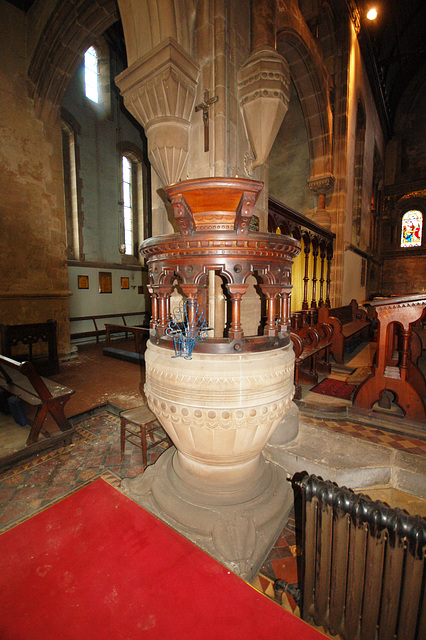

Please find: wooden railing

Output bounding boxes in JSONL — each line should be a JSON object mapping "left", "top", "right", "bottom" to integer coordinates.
{"left": 268, "top": 197, "right": 335, "bottom": 310}
{"left": 70, "top": 312, "right": 149, "bottom": 344}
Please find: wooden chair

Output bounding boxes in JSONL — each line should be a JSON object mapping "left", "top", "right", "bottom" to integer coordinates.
{"left": 120, "top": 405, "right": 172, "bottom": 466}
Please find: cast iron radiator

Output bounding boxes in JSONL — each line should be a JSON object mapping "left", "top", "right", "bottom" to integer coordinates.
{"left": 274, "top": 471, "right": 426, "bottom": 640}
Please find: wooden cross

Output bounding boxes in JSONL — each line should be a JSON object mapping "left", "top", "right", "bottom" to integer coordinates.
{"left": 195, "top": 89, "right": 218, "bottom": 152}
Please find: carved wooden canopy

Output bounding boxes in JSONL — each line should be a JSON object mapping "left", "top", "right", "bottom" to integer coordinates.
{"left": 141, "top": 178, "right": 301, "bottom": 352}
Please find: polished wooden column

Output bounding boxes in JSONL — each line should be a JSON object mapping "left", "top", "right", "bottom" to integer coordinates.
{"left": 277, "top": 289, "right": 292, "bottom": 333}
{"left": 318, "top": 246, "right": 325, "bottom": 307}
{"left": 325, "top": 248, "right": 332, "bottom": 308}
{"left": 310, "top": 245, "right": 318, "bottom": 308}
{"left": 302, "top": 239, "right": 311, "bottom": 310}
{"left": 147, "top": 285, "right": 158, "bottom": 329}
{"left": 226, "top": 284, "right": 248, "bottom": 341}
{"left": 180, "top": 284, "right": 200, "bottom": 327}
{"left": 260, "top": 285, "right": 281, "bottom": 337}
{"left": 155, "top": 285, "right": 174, "bottom": 335}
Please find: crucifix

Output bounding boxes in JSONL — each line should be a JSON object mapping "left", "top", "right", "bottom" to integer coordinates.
{"left": 195, "top": 89, "right": 218, "bottom": 152}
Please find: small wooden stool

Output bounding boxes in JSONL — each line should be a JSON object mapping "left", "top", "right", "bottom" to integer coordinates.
{"left": 120, "top": 405, "right": 171, "bottom": 466}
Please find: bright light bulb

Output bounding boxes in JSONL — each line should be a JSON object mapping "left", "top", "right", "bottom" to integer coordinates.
{"left": 366, "top": 7, "right": 378, "bottom": 20}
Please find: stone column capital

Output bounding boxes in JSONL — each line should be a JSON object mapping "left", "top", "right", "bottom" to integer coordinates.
{"left": 115, "top": 38, "right": 200, "bottom": 186}
{"left": 238, "top": 49, "right": 290, "bottom": 170}
{"left": 307, "top": 173, "right": 335, "bottom": 195}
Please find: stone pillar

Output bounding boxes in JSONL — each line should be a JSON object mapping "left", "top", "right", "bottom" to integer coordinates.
{"left": 307, "top": 173, "right": 335, "bottom": 230}
{"left": 115, "top": 2, "right": 301, "bottom": 582}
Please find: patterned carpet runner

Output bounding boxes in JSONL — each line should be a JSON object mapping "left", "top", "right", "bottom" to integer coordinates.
{"left": 311, "top": 377, "right": 356, "bottom": 400}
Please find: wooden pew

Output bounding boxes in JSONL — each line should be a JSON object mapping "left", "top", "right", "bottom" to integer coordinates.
{"left": 290, "top": 321, "right": 333, "bottom": 399}
{"left": 317, "top": 299, "right": 370, "bottom": 364}
{"left": 0, "top": 355, "right": 74, "bottom": 445}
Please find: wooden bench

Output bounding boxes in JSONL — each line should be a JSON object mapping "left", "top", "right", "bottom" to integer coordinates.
{"left": 70, "top": 312, "right": 149, "bottom": 344}
{"left": 105, "top": 324, "right": 150, "bottom": 350}
{"left": 317, "top": 299, "right": 370, "bottom": 364}
{"left": 103, "top": 324, "right": 150, "bottom": 364}
{"left": 0, "top": 355, "right": 74, "bottom": 446}
{"left": 290, "top": 321, "right": 333, "bottom": 399}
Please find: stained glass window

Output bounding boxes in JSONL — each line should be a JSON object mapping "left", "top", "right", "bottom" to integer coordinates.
{"left": 400, "top": 210, "right": 423, "bottom": 248}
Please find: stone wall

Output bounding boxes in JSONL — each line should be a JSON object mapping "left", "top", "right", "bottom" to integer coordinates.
{"left": 269, "top": 81, "right": 314, "bottom": 215}
{"left": 0, "top": 2, "right": 150, "bottom": 357}
{"left": 0, "top": 3, "right": 71, "bottom": 354}
{"left": 380, "top": 73, "right": 426, "bottom": 296}
{"left": 381, "top": 254, "right": 425, "bottom": 297}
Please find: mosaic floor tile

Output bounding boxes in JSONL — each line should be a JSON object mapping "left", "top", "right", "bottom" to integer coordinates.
{"left": 0, "top": 410, "right": 172, "bottom": 533}
{"left": 1, "top": 400, "right": 425, "bottom": 633}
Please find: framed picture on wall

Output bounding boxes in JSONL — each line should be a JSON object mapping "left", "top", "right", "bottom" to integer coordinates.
{"left": 99, "top": 271, "right": 112, "bottom": 294}
{"left": 78, "top": 275, "right": 89, "bottom": 289}
{"left": 121, "top": 277, "right": 130, "bottom": 290}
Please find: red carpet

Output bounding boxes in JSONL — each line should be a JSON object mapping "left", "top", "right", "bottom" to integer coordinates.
{"left": 0, "top": 479, "right": 326, "bottom": 640}
{"left": 311, "top": 377, "right": 356, "bottom": 400}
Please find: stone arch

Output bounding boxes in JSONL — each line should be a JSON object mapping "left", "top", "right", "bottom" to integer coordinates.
{"left": 28, "top": 0, "right": 119, "bottom": 120}
{"left": 317, "top": 2, "right": 336, "bottom": 77}
{"left": 276, "top": 28, "right": 332, "bottom": 178}
{"left": 394, "top": 63, "right": 426, "bottom": 135}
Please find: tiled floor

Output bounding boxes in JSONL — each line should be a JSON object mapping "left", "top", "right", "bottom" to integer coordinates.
{"left": 0, "top": 409, "right": 172, "bottom": 532}
{"left": 0, "top": 338, "right": 425, "bottom": 635}
{"left": 301, "top": 414, "right": 426, "bottom": 456}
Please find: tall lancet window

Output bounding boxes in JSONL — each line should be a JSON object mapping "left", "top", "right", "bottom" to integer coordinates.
{"left": 122, "top": 155, "right": 134, "bottom": 255}
{"left": 84, "top": 46, "right": 99, "bottom": 103}
{"left": 400, "top": 210, "right": 423, "bottom": 248}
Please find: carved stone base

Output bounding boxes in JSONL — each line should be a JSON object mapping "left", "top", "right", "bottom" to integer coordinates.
{"left": 121, "top": 446, "right": 292, "bottom": 581}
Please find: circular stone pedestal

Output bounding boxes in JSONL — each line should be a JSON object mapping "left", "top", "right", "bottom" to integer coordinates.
{"left": 121, "top": 339, "right": 297, "bottom": 579}
{"left": 121, "top": 447, "right": 292, "bottom": 580}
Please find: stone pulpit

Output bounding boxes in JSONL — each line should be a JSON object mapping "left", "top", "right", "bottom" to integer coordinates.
{"left": 122, "top": 177, "right": 301, "bottom": 579}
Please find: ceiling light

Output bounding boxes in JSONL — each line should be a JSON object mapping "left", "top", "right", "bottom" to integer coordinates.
{"left": 366, "top": 7, "right": 378, "bottom": 21}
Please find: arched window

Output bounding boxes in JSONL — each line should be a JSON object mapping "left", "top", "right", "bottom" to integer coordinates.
{"left": 400, "top": 210, "right": 423, "bottom": 248}
{"left": 84, "top": 46, "right": 99, "bottom": 103}
{"left": 118, "top": 143, "right": 151, "bottom": 262}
